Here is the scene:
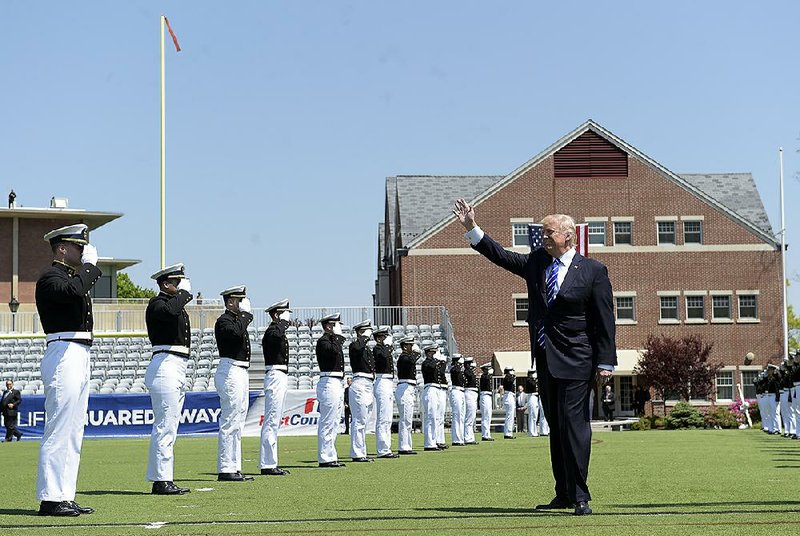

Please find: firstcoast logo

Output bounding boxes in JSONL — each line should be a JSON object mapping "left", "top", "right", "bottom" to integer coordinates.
{"left": 280, "top": 397, "right": 319, "bottom": 427}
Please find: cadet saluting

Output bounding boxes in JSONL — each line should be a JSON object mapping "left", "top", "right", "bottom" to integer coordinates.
{"left": 449, "top": 355, "right": 466, "bottom": 446}
{"left": 316, "top": 313, "right": 347, "bottom": 467}
{"left": 259, "top": 299, "right": 293, "bottom": 476}
{"left": 421, "top": 344, "right": 442, "bottom": 451}
{"left": 502, "top": 367, "right": 517, "bottom": 439}
{"left": 395, "top": 336, "right": 421, "bottom": 454}
{"left": 463, "top": 357, "right": 479, "bottom": 445}
{"left": 372, "top": 327, "right": 399, "bottom": 458}
{"left": 145, "top": 263, "right": 193, "bottom": 495}
{"left": 214, "top": 286, "right": 254, "bottom": 482}
{"left": 349, "top": 319, "right": 376, "bottom": 463}
{"left": 35, "top": 224, "right": 100, "bottom": 517}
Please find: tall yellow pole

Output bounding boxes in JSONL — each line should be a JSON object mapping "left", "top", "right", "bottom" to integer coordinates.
{"left": 160, "top": 15, "right": 166, "bottom": 269}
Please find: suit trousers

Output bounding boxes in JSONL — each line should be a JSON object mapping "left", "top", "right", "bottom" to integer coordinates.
{"left": 479, "top": 392, "right": 493, "bottom": 439}
{"left": 349, "top": 377, "right": 374, "bottom": 459}
{"left": 449, "top": 388, "right": 466, "bottom": 444}
{"left": 36, "top": 340, "right": 90, "bottom": 502}
{"left": 4, "top": 413, "right": 22, "bottom": 441}
{"left": 145, "top": 352, "right": 188, "bottom": 482}
{"left": 373, "top": 377, "right": 394, "bottom": 455}
{"left": 259, "top": 369, "right": 288, "bottom": 469}
{"left": 527, "top": 393, "right": 540, "bottom": 436}
{"left": 422, "top": 385, "right": 439, "bottom": 449}
{"left": 316, "top": 376, "right": 344, "bottom": 463}
{"left": 536, "top": 347, "right": 593, "bottom": 504}
{"left": 215, "top": 359, "right": 250, "bottom": 473}
{"left": 464, "top": 390, "right": 478, "bottom": 443}
{"left": 503, "top": 391, "right": 515, "bottom": 437}
{"left": 396, "top": 383, "right": 416, "bottom": 451}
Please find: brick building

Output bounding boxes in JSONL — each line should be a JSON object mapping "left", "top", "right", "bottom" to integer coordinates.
{"left": 375, "top": 120, "right": 783, "bottom": 415}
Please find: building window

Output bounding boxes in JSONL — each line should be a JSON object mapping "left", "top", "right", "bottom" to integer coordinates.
{"left": 587, "top": 222, "right": 606, "bottom": 246}
{"left": 615, "top": 296, "right": 635, "bottom": 321}
{"left": 742, "top": 370, "right": 759, "bottom": 399}
{"left": 686, "top": 295, "right": 705, "bottom": 320}
{"left": 514, "top": 298, "right": 528, "bottom": 323}
{"left": 738, "top": 294, "right": 758, "bottom": 319}
{"left": 716, "top": 371, "right": 733, "bottom": 400}
{"left": 90, "top": 275, "right": 113, "bottom": 299}
{"left": 657, "top": 221, "right": 676, "bottom": 245}
{"left": 660, "top": 296, "right": 679, "bottom": 321}
{"left": 613, "top": 221, "right": 632, "bottom": 245}
{"left": 712, "top": 295, "right": 732, "bottom": 320}
{"left": 512, "top": 223, "right": 530, "bottom": 247}
{"left": 683, "top": 220, "right": 703, "bottom": 244}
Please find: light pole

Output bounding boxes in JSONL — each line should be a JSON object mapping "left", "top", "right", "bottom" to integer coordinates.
{"left": 8, "top": 297, "right": 20, "bottom": 333}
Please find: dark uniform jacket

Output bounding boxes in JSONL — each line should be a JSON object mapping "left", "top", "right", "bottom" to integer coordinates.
{"left": 435, "top": 359, "right": 448, "bottom": 387}
{"left": 766, "top": 374, "right": 780, "bottom": 402}
{"left": 349, "top": 336, "right": 375, "bottom": 376}
{"left": 262, "top": 319, "right": 290, "bottom": 367}
{"left": 464, "top": 366, "right": 478, "bottom": 390}
{"left": 146, "top": 290, "right": 193, "bottom": 350}
{"left": 35, "top": 261, "right": 101, "bottom": 334}
{"left": 1, "top": 389, "right": 21, "bottom": 419}
{"left": 373, "top": 343, "right": 394, "bottom": 376}
{"left": 421, "top": 356, "right": 438, "bottom": 385}
{"left": 215, "top": 309, "right": 253, "bottom": 364}
{"left": 316, "top": 332, "right": 346, "bottom": 373}
{"left": 397, "top": 352, "right": 417, "bottom": 382}
{"left": 450, "top": 363, "right": 465, "bottom": 388}
{"left": 524, "top": 376, "right": 538, "bottom": 394}
{"left": 479, "top": 373, "right": 492, "bottom": 393}
{"left": 501, "top": 373, "right": 516, "bottom": 392}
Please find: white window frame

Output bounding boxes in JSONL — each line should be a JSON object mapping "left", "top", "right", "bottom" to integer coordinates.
{"left": 587, "top": 221, "right": 607, "bottom": 247}
{"left": 715, "top": 369, "right": 734, "bottom": 401}
{"left": 656, "top": 218, "right": 677, "bottom": 245}
{"left": 736, "top": 291, "right": 759, "bottom": 323}
{"left": 683, "top": 219, "right": 703, "bottom": 244}
{"left": 658, "top": 294, "right": 680, "bottom": 324}
{"left": 513, "top": 293, "right": 528, "bottom": 326}
{"left": 511, "top": 223, "right": 531, "bottom": 247}
{"left": 613, "top": 220, "right": 633, "bottom": 246}
{"left": 685, "top": 291, "right": 707, "bottom": 323}
{"left": 710, "top": 292, "right": 733, "bottom": 323}
{"left": 614, "top": 291, "right": 637, "bottom": 324}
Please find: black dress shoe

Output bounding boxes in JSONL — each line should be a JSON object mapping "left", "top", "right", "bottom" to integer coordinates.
{"left": 451, "top": 442, "right": 465, "bottom": 447}
{"left": 377, "top": 452, "right": 400, "bottom": 458}
{"left": 436, "top": 443, "right": 449, "bottom": 449}
{"left": 481, "top": 437, "right": 494, "bottom": 442}
{"left": 219, "top": 472, "right": 254, "bottom": 481}
{"left": 151, "top": 481, "right": 188, "bottom": 495}
{"left": 574, "top": 501, "right": 592, "bottom": 516}
{"left": 38, "top": 501, "right": 80, "bottom": 517}
{"left": 465, "top": 441, "right": 478, "bottom": 445}
{"left": 319, "top": 461, "right": 346, "bottom": 467}
{"left": 424, "top": 447, "right": 442, "bottom": 451}
{"left": 535, "top": 498, "right": 575, "bottom": 510}
{"left": 69, "top": 501, "right": 95, "bottom": 514}
{"left": 260, "top": 468, "right": 289, "bottom": 476}
{"left": 504, "top": 435, "right": 516, "bottom": 440}
{"left": 351, "top": 457, "right": 374, "bottom": 462}
{"left": 398, "top": 450, "right": 418, "bottom": 455}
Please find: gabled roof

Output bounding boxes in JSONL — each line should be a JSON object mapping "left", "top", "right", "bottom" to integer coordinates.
{"left": 403, "top": 120, "right": 778, "bottom": 249}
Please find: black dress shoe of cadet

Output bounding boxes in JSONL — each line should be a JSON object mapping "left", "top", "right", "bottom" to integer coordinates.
{"left": 260, "top": 468, "right": 289, "bottom": 476}
{"left": 424, "top": 447, "right": 442, "bottom": 451}
{"left": 69, "top": 501, "right": 95, "bottom": 514}
{"left": 504, "top": 435, "right": 516, "bottom": 440}
{"left": 319, "top": 461, "right": 346, "bottom": 468}
{"left": 151, "top": 481, "right": 188, "bottom": 495}
{"left": 481, "top": 437, "right": 494, "bottom": 442}
{"left": 398, "top": 450, "right": 418, "bottom": 455}
{"left": 377, "top": 452, "right": 400, "bottom": 458}
{"left": 574, "top": 501, "right": 592, "bottom": 516}
{"left": 38, "top": 501, "right": 80, "bottom": 517}
{"left": 465, "top": 441, "right": 478, "bottom": 445}
{"left": 535, "top": 498, "right": 575, "bottom": 510}
{"left": 351, "top": 457, "right": 374, "bottom": 462}
{"left": 436, "top": 443, "right": 449, "bottom": 449}
{"left": 451, "top": 442, "right": 465, "bottom": 447}
{"left": 219, "top": 472, "right": 254, "bottom": 481}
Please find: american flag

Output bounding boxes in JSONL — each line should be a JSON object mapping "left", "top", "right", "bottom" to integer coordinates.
{"left": 528, "top": 222, "right": 589, "bottom": 257}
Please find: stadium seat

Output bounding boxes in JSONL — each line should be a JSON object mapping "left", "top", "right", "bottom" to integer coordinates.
{"left": 99, "top": 387, "right": 114, "bottom": 394}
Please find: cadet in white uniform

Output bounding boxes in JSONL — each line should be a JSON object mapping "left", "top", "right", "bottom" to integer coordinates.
{"left": 420, "top": 344, "right": 442, "bottom": 451}
{"left": 479, "top": 363, "right": 494, "bottom": 441}
{"left": 462, "top": 357, "right": 479, "bottom": 445}
{"left": 214, "top": 286, "right": 254, "bottom": 482}
{"left": 349, "top": 319, "right": 376, "bottom": 462}
{"left": 35, "top": 224, "right": 100, "bottom": 517}
{"left": 145, "top": 263, "right": 193, "bottom": 495}
{"left": 395, "top": 337, "right": 420, "bottom": 454}
{"left": 449, "top": 355, "right": 466, "bottom": 446}
{"left": 372, "top": 327, "right": 399, "bottom": 458}
{"left": 501, "top": 367, "right": 516, "bottom": 439}
{"left": 315, "top": 313, "right": 347, "bottom": 467}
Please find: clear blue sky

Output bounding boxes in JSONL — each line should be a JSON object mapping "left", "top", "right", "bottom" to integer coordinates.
{"left": 2, "top": 1, "right": 799, "bottom": 309}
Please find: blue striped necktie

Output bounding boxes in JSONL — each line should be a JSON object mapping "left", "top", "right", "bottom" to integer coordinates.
{"left": 537, "top": 258, "right": 561, "bottom": 348}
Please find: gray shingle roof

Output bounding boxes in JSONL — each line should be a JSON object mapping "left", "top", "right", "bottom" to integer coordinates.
{"left": 679, "top": 173, "right": 773, "bottom": 236}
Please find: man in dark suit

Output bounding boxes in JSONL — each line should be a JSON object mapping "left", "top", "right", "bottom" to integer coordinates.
{"left": 2, "top": 380, "right": 23, "bottom": 442}
{"left": 453, "top": 199, "right": 616, "bottom": 516}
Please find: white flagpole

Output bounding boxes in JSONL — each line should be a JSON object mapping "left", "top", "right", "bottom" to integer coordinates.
{"left": 779, "top": 148, "right": 789, "bottom": 360}
{"left": 160, "top": 15, "right": 166, "bottom": 270}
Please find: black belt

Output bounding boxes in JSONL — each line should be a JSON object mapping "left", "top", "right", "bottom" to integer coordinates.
{"left": 47, "top": 338, "right": 92, "bottom": 347}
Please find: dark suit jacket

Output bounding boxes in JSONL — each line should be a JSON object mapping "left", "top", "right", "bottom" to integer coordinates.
{"left": 1, "top": 389, "right": 21, "bottom": 419}
{"left": 474, "top": 232, "right": 616, "bottom": 381}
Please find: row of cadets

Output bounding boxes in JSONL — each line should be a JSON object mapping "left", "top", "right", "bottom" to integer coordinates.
{"left": 524, "top": 369, "right": 550, "bottom": 437}
{"left": 755, "top": 364, "right": 782, "bottom": 434}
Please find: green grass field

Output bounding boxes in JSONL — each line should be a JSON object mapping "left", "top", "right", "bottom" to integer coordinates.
{"left": 1, "top": 429, "right": 798, "bottom": 535}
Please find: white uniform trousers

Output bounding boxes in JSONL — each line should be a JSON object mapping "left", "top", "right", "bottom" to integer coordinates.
{"left": 780, "top": 391, "right": 790, "bottom": 434}
{"left": 762, "top": 393, "right": 774, "bottom": 432}
{"left": 36, "top": 340, "right": 91, "bottom": 502}
{"left": 479, "top": 392, "right": 493, "bottom": 439}
{"left": 793, "top": 384, "right": 800, "bottom": 435}
{"left": 770, "top": 394, "right": 781, "bottom": 433}
{"left": 503, "top": 391, "right": 515, "bottom": 437}
{"left": 526, "top": 393, "right": 540, "bottom": 437}
{"left": 449, "top": 388, "right": 466, "bottom": 444}
{"left": 215, "top": 359, "right": 250, "bottom": 473}
{"left": 539, "top": 402, "right": 550, "bottom": 435}
{"left": 349, "top": 377, "right": 374, "bottom": 459}
{"left": 422, "top": 385, "right": 439, "bottom": 449}
{"left": 373, "top": 377, "right": 394, "bottom": 456}
{"left": 464, "top": 389, "right": 478, "bottom": 443}
{"left": 259, "top": 369, "right": 288, "bottom": 469}
{"left": 145, "top": 352, "right": 188, "bottom": 482}
{"left": 316, "top": 376, "right": 344, "bottom": 463}
{"left": 396, "top": 383, "right": 416, "bottom": 451}
{"left": 435, "top": 387, "right": 447, "bottom": 445}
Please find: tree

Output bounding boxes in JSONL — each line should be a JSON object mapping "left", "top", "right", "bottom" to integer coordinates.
{"left": 634, "top": 334, "right": 722, "bottom": 402}
{"left": 116, "top": 272, "right": 156, "bottom": 299}
{"left": 789, "top": 305, "right": 799, "bottom": 353}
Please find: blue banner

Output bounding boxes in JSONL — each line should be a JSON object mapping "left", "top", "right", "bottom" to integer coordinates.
{"left": 5, "top": 391, "right": 261, "bottom": 439}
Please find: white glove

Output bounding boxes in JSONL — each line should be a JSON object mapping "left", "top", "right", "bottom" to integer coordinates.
{"left": 332, "top": 323, "right": 343, "bottom": 336}
{"left": 81, "top": 244, "right": 98, "bottom": 266}
{"left": 411, "top": 343, "right": 421, "bottom": 355}
{"left": 279, "top": 310, "right": 291, "bottom": 321}
{"left": 177, "top": 278, "right": 192, "bottom": 293}
{"left": 362, "top": 329, "right": 373, "bottom": 338}
{"left": 239, "top": 297, "right": 252, "bottom": 313}
{"left": 384, "top": 335, "right": 394, "bottom": 346}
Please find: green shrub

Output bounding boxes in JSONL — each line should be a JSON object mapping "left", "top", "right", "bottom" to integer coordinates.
{"left": 704, "top": 406, "right": 739, "bottom": 429}
{"left": 652, "top": 416, "right": 667, "bottom": 429}
{"left": 631, "top": 416, "right": 652, "bottom": 431}
{"left": 665, "top": 401, "right": 705, "bottom": 429}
